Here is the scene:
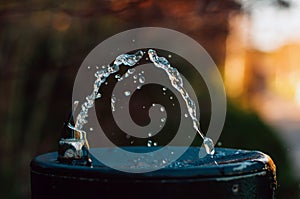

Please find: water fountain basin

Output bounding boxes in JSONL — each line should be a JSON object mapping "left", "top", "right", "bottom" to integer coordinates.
{"left": 31, "top": 147, "right": 276, "bottom": 199}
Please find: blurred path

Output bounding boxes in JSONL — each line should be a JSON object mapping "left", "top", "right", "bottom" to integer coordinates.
{"left": 254, "top": 93, "right": 300, "bottom": 179}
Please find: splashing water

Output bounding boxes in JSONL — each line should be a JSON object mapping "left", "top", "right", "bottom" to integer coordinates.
{"left": 74, "top": 50, "right": 144, "bottom": 130}
{"left": 148, "top": 49, "right": 214, "bottom": 155}
{"left": 73, "top": 49, "right": 215, "bottom": 156}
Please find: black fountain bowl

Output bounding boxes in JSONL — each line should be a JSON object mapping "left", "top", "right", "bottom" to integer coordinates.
{"left": 31, "top": 147, "right": 277, "bottom": 199}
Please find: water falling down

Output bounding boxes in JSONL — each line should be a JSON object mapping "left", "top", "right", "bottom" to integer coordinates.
{"left": 73, "top": 49, "right": 215, "bottom": 157}
{"left": 148, "top": 49, "right": 215, "bottom": 156}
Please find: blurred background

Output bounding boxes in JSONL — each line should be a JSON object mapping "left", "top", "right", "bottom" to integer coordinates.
{"left": 1, "top": 0, "right": 300, "bottom": 198}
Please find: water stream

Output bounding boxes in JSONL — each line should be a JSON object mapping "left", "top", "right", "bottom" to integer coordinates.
{"left": 74, "top": 49, "right": 215, "bottom": 156}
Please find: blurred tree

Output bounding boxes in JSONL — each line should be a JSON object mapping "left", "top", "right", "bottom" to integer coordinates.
{"left": 0, "top": 0, "right": 297, "bottom": 198}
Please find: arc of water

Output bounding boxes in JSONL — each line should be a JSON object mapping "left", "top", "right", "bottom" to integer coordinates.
{"left": 73, "top": 49, "right": 214, "bottom": 155}
{"left": 148, "top": 50, "right": 214, "bottom": 155}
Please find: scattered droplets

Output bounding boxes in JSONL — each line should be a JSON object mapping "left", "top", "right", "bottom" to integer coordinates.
{"left": 124, "top": 91, "right": 131, "bottom": 96}
{"left": 139, "top": 76, "right": 145, "bottom": 84}
{"left": 74, "top": 49, "right": 215, "bottom": 158}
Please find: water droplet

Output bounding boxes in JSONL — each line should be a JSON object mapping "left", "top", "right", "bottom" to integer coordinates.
{"left": 145, "top": 57, "right": 149, "bottom": 60}
{"left": 161, "top": 118, "right": 166, "bottom": 123}
{"left": 87, "top": 66, "right": 91, "bottom": 69}
{"left": 137, "top": 85, "right": 141, "bottom": 89}
{"left": 163, "top": 92, "right": 166, "bottom": 95}
{"left": 148, "top": 132, "right": 152, "bottom": 137}
{"left": 132, "top": 39, "right": 135, "bottom": 43}
{"left": 126, "top": 134, "right": 131, "bottom": 139}
{"left": 162, "top": 160, "right": 167, "bottom": 164}
{"left": 170, "top": 96, "right": 173, "bottom": 100}
{"left": 133, "top": 75, "right": 138, "bottom": 79}
{"left": 139, "top": 76, "right": 145, "bottom": 84}
{"left": 111, "top": 96, "right": 116, "bottom": 103}
{"left": 162, "top": 87, "right": 167, "bottom": 91}
{"left": 142, "top": 106, "right": 146, "bottom": 109}
{"left": 130, "top": 140, "right": 134, "bottom": 144}
{"left": 171, "top": 151, "right": 174, "bottom": 155}
{"left": 95, "top": 66, "right": 99, "bottom": 69}
{"left": 184, "top": 113, "right": 188, "bottom": 118}
{"left": 160, "top": 107, "right": 165, "bottom": 112}
{"left": 89, "top": 127, "right": 93, "bottom": 131}
{"left": 152, "top": 104, "right": 156, "bottom": 107}
{"left": 124, "top": 91, "right": 131, "bottom": 96}
{"left": 153, "top": 142, "right": 158, "bottom": 146}
{"left": 115, "top": 74, "right": 121, "bottom": 79}
{"left": 147, "top": 140, "right": 152, "bottom": 147}
{"left": 134, "top": 80, "right": 137, "bottom": 84}
{"left": 128, "top": 68, "right": 135, "bottom": 74}
{"left": 203, "top": 137, "right": 215, "bottom": 155}
{"left": 105, "top": 82, "right": 108, "bottom": 85}
{"left": 232, "top": 184, "right": 239, "bottom": 193}
{"left": 217, "top": 142, "right": 222, "bottom": 146}
{"left": 168, "top": 54, "right": 172, "bottom": 58}
{"left": 95, "top": 93, "right": 102, "bottom": 99}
